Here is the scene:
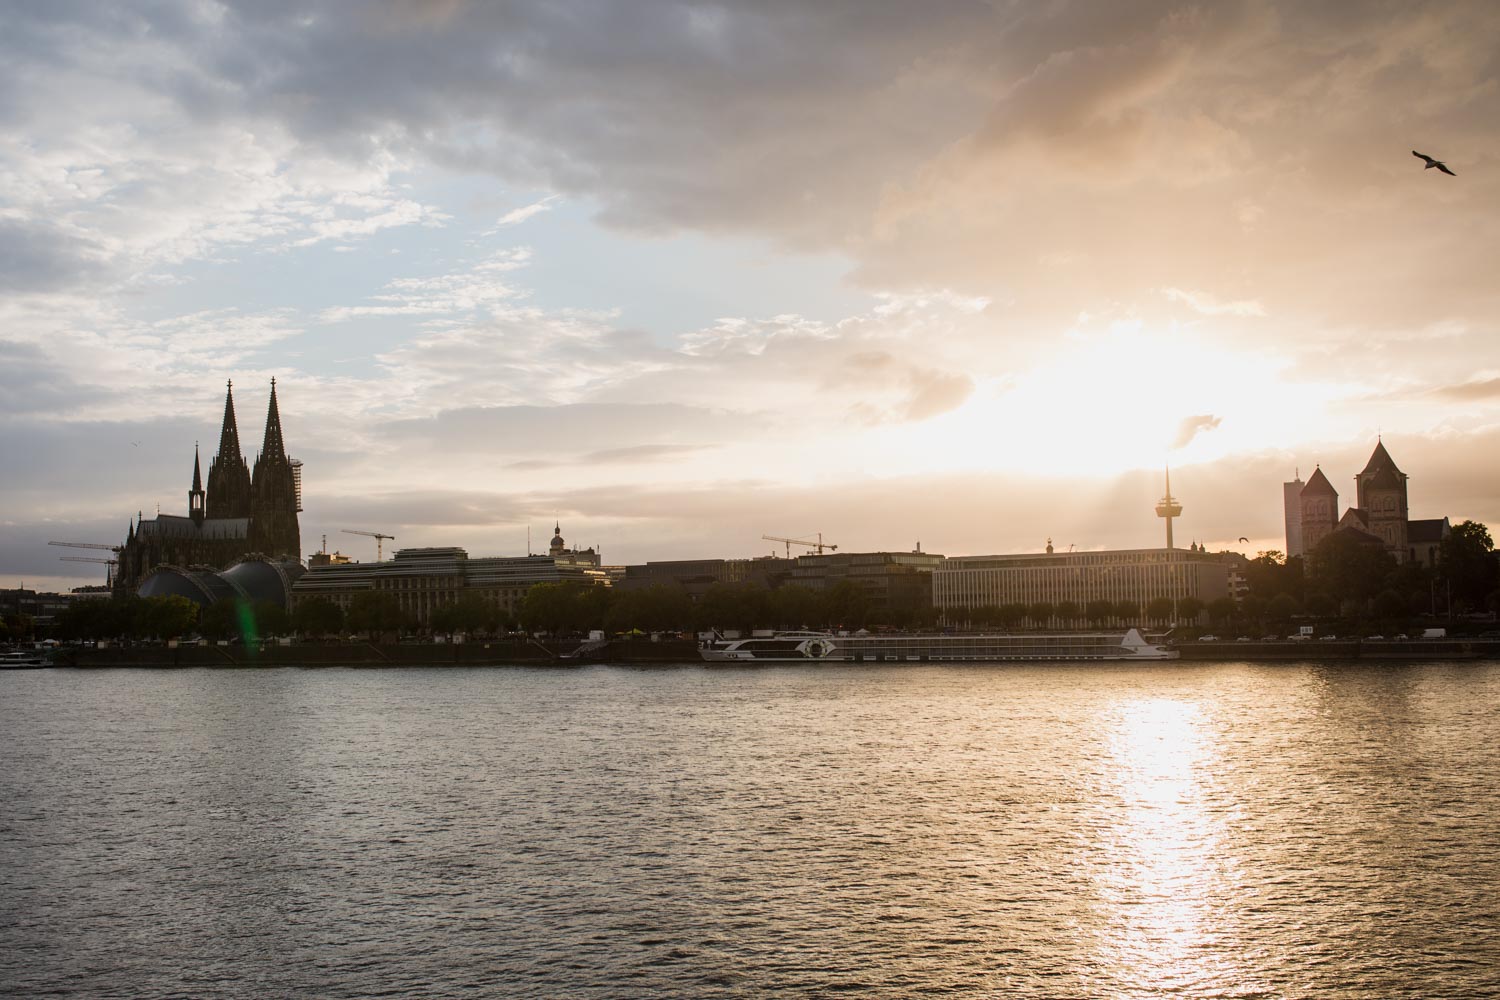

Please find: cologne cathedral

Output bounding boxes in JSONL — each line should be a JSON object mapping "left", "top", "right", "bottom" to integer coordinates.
{"left": 116, "top": 380, "right": 302, "bottom": 592}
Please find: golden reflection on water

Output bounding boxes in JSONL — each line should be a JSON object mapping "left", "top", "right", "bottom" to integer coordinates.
{"left": 1092, "top": 697, "right": 1254, "bottom": 995}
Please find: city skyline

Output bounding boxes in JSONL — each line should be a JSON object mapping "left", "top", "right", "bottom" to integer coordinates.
{"left": 5, "top": 2, "right": 1500, "bottom": 589}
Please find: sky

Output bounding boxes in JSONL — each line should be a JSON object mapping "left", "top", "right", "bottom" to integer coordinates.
{"left": 4, "top": 0, "right": 1499, "bottom": 590}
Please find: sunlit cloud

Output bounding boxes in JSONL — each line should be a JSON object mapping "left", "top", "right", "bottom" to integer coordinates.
{"left": 5, "top": 0, "right": 1500, "bottom": 587}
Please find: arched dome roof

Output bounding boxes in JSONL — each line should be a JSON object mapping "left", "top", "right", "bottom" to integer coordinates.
{"left": 137, "top": 558, "right": 305, "bottom": 608}
{"left": 139, "top": 566, "right": 240, "bottom": 606}
{"left": 221, "top": 558, "right": 305, "bottom": 607}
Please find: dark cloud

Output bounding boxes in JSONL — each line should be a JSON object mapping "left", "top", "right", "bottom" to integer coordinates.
{"left": 376, "top": 403, "right": 743, "bottom": 455}
{"left": 0, "top": 220, "right": 107, "bottom": 293}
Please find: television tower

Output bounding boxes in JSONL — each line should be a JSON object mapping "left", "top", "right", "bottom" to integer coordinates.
{"left": 1155, "top": 466, "right": 1182, "bottom": 549}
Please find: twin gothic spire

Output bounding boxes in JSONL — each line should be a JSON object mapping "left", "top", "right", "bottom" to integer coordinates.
{"left": 204, "top": 379, "right": 292, "bottom": 520}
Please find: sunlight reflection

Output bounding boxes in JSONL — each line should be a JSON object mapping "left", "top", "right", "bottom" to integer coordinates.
{"left": 1090, "top": 697, "right": 1252, "bottom": 995}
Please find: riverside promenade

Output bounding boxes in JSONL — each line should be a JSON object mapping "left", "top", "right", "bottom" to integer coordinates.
{"left": 47, "top": 635, "right": 1500, "bottom": 667}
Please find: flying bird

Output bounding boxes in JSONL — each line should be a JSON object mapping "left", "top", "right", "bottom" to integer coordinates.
{"left": 1412, "top": 150, "right": 1456, "bottom": 176}
{"left": 1238, "top": 536, "right": 1249, "bottom": 543}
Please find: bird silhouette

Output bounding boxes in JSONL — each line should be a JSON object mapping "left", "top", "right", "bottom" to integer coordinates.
{"left": 1412, "top": 150, "right": 1456, "bottom": 176}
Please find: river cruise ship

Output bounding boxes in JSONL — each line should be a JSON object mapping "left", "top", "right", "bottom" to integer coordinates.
{"left": 700, "top": 629, "right": 1177, "bottom": 663}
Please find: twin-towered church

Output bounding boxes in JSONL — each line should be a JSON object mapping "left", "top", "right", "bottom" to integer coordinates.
{"left": 116, "top": 381, "right": 302, "bottom": 591}
{"left": 1288, "top": 440, "right": 1449, "bottom": 567}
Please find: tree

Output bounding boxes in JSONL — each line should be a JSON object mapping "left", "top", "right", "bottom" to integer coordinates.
{"left": 999, "top": 602, "right": 1027, "bottom": 629}
{"left": 1372, "top": 588, "right": 1407, "bottom": 621}
{"left": 769, "top": 585, "right": 819, "bottom": 631}
{"left": 348, "top": 591, "right": 402, "bottom": 634}
{"left": 1268, "top": 593, "right": 1299, "bottom": 622}
{"left": 1055, "top": 601, "right": 1080, "bottom": 627}
{"left": 696, "top": 582, "right": 770, "bottom": 633}
{"left": 255, "top": 600, "right": 290, "bottom": 637}
{"left": 3, "top": 612, "right": 36, "bottom": 642}
{"left": 1145, "top": 597, "right": 1174, "bottom": 625}
{"left": 1440, "top": 520, "right": 1497, "bottom": 613}
{"left": 1177, "top": 596, "right": 1204, "bottom": 624}
{"left": 293, "top": 598, "right": 344, "bottom": 636}
{"left": 1084, "top": 600, "right": 1113, "bottom": 627}
{"left": 200, "top": 599, "right": 242, "bottom": 640}
{"left": 1244, "top": 550, "right": 1304, "bottom": 602}
{"left": 141, "top": 596, "right": 199, "bottom": 639}
{"left": 1028, "top": 601, "right": 1055, "bottom": 629}
{"left": 1207, "top": 597, "right": 1237, "bottom": 627}
{"left": 1307, "top": 532, "right": 1396, "bottom": 607}
{"left": 1304, "top": 591, "right": 1337, "bottom": 617}
{"left": 821, "top": 581, "right": 869, "bottom": 630}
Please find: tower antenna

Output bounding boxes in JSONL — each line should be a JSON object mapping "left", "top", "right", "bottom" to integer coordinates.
{"left": 1155, "top": 465, "right": 1182, "bottom": 549}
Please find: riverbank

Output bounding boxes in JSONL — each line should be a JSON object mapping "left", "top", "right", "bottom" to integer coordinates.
{"left": 41, "top": 635, "right": 1500, "bottom": 667}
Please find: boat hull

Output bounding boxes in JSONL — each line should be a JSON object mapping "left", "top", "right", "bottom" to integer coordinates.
{"left": 701, "top": 630, "right": 1177, "bottom": 663}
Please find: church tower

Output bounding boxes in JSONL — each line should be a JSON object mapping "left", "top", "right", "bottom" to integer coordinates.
{"left": 206, "top": 381, "right": 252, "bottom": 518}
{"left": 189, "top": 443, "right": 205, "bottom": 524}
{"left": 1356, "top": 439, "right": 1409, "bottom": 560}
{"left": 249, "top": 379, "right": 301, "bottom": 559}
{"left": 1299, "top": 466, "right": 1339, "bottom": 553}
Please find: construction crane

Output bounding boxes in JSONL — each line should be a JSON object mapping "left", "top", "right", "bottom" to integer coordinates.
{"left": 48, "top": 540, "right": 122, "bottom": 552}
{"left": 60, "top": 555, "right": 118, "bottom": 586}
{"left": 343, "top": 529, "right": 395, "bottom": 561}
{"left": 762, "top": 533, "right": 838, "bottom": 558}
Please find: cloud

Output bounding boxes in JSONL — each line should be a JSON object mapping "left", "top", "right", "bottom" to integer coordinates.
{"left": 0, "top": 219, "right": 109, "bottom": 293}
{"left": 1173, "top": 413, "right": 1223, "bottom": 449}
{"left": 9, "top": 1, "right": 1500, "bottom": 587}
{"left": 1163, "top": 287, "right": 1265, "bottom": 317}
{"left": 492, "top": 196, "right": 559, "bottom": 228}
{"left": 319, "top": 248, "right": 531, "bottom": 322}
{"left": 1434, "top": 376, "right": 1500, "bottom": 401}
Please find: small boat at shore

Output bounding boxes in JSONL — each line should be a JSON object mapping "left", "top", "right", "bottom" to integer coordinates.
{"left": 701, "top": 629, "right": 1177, "bottom": 663}
{"left": 0, "top": 650, "right": 52, "bottom": 669}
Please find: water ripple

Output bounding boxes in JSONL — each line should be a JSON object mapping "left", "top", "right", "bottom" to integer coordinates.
{"left": 2, "top": 662, "right": 1498, "bottom": 997}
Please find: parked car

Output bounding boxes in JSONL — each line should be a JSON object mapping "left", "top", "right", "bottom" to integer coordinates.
{"left": 1318, "top": 634, "right": 1337, "bottom": 640}
{"left": 1198, "top": 635, "right": 1219, "bottom": 641}
{"left": 1236, "top": 636, "right": 1252, "bottom": 642}
{"left": 1365, "top": 634, "right": 1385, "bottom": 640}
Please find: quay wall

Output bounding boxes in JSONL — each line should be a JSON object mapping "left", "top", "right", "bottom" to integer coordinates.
{"left": 49, "top": 636, "right": 1500, "bottom": 667}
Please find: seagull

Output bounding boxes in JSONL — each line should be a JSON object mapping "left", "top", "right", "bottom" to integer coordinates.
{"left": 1412, "top": 150, "right": 1456, "bottom": 176}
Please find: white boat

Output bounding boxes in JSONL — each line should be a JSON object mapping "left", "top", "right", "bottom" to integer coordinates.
{"left": 0, "top": 650, "right": 51, "bottom": 669}
{"left": 700, "top": 628, "right": 1177, "bottom": 663}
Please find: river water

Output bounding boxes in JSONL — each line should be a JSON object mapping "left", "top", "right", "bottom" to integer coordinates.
{"left": 2, "top": 662, "right": 1498, "bottom": 998}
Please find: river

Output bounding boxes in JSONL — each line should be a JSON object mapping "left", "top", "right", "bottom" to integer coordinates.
{"left": 2, "top": 662, "right": 1497, "bottom": 997}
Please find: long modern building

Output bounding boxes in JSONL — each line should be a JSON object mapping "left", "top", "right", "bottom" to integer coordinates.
{"left": 291, "top": 526, "right": 608, "bottom": 625}
{"left": 786, "top": 549, "right": 945, "bottom": 614}
{"left": 619, "top": 556, "right": 794, "bottom": 600}
{"left": 933, "top": 545, "right": 1231, "bottom": 620}
{"left": 619, "top": 549, "right": 945, "bottom": 615}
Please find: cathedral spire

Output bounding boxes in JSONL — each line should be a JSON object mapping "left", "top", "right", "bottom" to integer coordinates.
{"left": 216, "top": 380, "right": 243, "bottom": 462}
{"left": 207, "top": 379, "right": 253, "bottom": 519}
{"left": 189, "top": 442, "right": 205, "bottom": 524}
{"left": 260, "top": 377, "right": 286, "bottom": 461}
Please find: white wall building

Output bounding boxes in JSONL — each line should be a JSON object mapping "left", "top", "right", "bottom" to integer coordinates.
{"left": 933, "top": 547, "right": 1231, "bottom": 620}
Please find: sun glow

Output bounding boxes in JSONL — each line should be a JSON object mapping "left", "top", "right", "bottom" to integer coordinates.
{"left": 859, "top": 324, "right": 1331, "bottom": 480}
